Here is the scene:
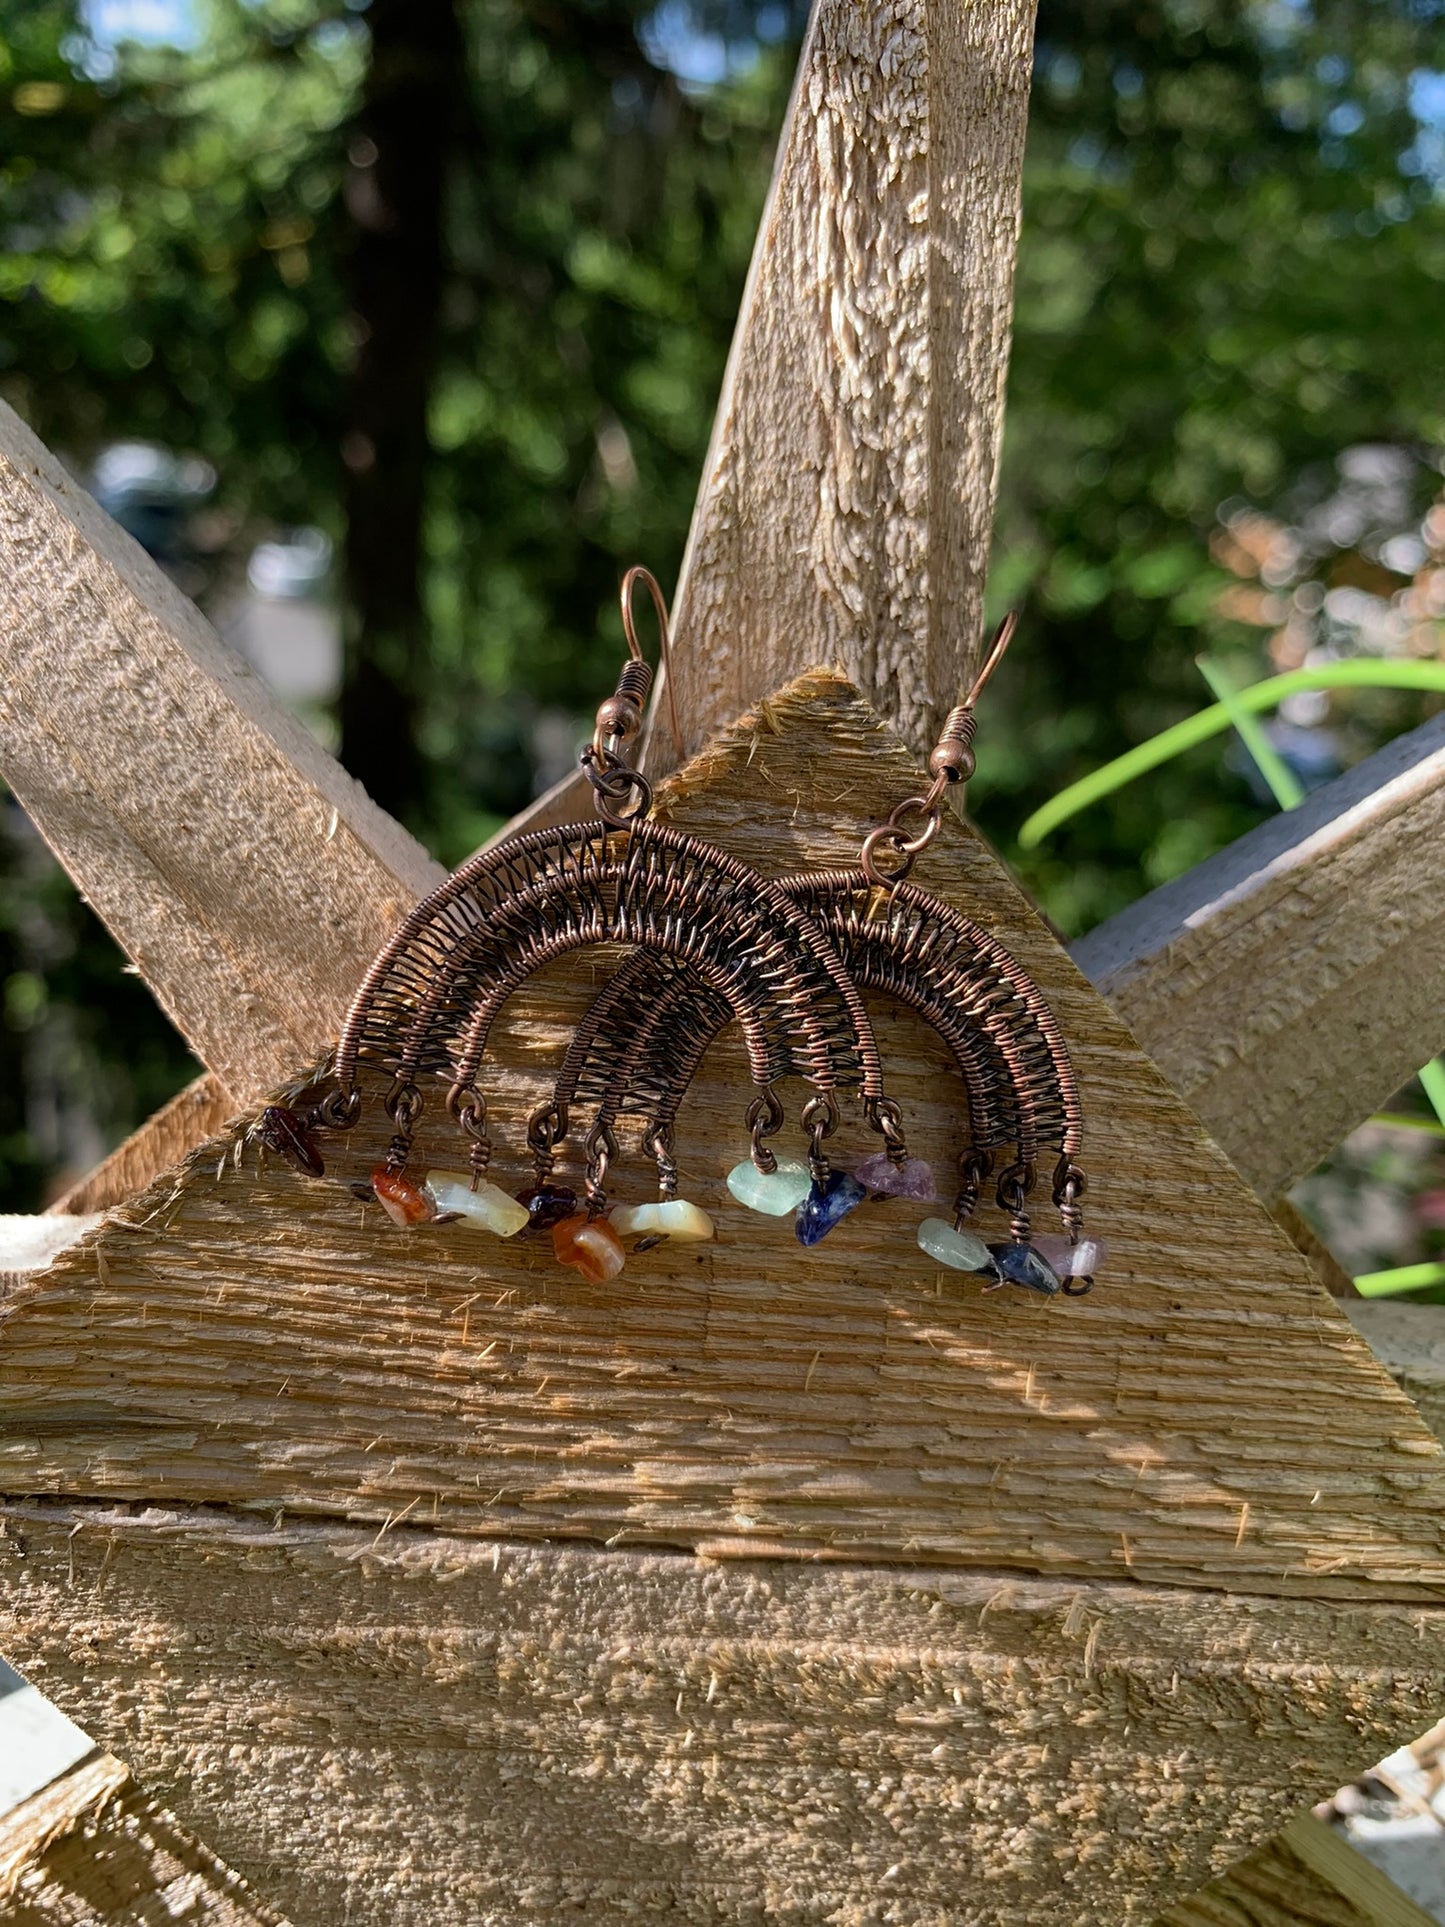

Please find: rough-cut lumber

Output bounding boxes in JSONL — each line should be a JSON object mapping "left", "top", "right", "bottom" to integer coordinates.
{"left": 45, "top": 1075, "right": 234, "bottom": 1218}
{"left": 1074, "top": 713, "right": 1445, "bottom": 1200}
{"left": 645, "top": 0, "right": 1036, "bottom": 771}
{"left": 0, "top": 1749, "right": 288, "bottom": 1925}
{"left": 8, "top": 1505, "right": 1445, "bottom": 1927}
{"left": 1275, "top": 1197, "right": 1359, "bottom": 1299}
{"left": 1345, "top": 1303, "right": 1445, "bottom": 1450}
{"left": 0, "top": 398, "right": 443, "bottom": 1107}
{"left": 5, "top": 675, "right": 1444, "bottom": 1599}
{"left": 1159, "top": 1814, "right": 1440, "bottom": 1927}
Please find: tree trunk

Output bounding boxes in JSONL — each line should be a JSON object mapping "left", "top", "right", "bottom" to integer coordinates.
{"left": 339, "top": 0, "right": 464, "bottom": 824}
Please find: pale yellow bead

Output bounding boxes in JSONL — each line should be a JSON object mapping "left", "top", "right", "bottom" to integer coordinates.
{"left": 423, "top": 1171, "right": 530, "bottom": 1238}
{"left": 611, "top": 1199, "right": 716, "bottom": 1241}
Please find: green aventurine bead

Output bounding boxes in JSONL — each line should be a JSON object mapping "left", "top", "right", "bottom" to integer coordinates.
{"left": 917, "top": 1217, "right": 999, "bottom": 1278}
{"left": 726, "top": 1157, "right": 813, "bottom": 1216}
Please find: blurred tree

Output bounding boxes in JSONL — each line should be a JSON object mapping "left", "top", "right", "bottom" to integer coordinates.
{"left": 992, "top": 0, "right": 1445, "bottom": 929}
{"left": 338, "top": 0, "right": 464, "bottom": 816}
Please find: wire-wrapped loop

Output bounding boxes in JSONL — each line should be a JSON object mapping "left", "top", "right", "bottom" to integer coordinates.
{"left": 580, "top": 743, "right": 653, "bottom": 829}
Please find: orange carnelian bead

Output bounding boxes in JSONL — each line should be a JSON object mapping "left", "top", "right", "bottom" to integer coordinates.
{"left": 371, "top": 1164, "right": 437, "bottom": 1228}
{"left": 551, "top": 1211, "right": 625, "bottom": 1283}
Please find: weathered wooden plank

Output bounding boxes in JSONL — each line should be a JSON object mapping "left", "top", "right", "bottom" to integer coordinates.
{"left": 45, "top": 1075, "right": 234, "bottom": 1218}
{"left": 0, "top": 398, "right": 443, "bottom": 1108}
{"left": 5, "top": 675, "right": 1443, "bottom": 1598}
{"left": 6, "top": 1505, "right": 1445, "bottom": 1927}
{"left": 0, "top": 1749, "right": 288, "bottom": 1925}
{"left": 1159, "top": 1813, "right": 1441, "bottom": 1927}
{"left": 1345, "top": 1303, "right": 1445, "bottom": 1449}
{"left": 646, "top": 0, "right": 1036, "bottom": 771}
{"left": 1074, "top": 714, "right": 1445, "bottom": 1200}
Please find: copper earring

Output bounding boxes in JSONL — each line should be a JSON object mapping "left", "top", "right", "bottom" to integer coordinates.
{"left": 550, "top": 616, "right": 1099, "bottom": 1295}
{"left": 286, "top": 570, "right": 914, "bottom": 1280}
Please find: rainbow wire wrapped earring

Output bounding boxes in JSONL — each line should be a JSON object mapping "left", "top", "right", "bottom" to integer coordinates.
{"left": 295, "top": 571, "right": 919, "bottom": 1281}
{"left": 547, "top": 617, "right": 1099, "bottom": 1295}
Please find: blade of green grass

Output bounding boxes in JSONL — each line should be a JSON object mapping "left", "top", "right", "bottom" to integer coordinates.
{"left": 1353, "top": 1261, "right": 1445, "bottom": 1298}
{"left": 1018, "top": 660, "right": 1445, "bottom": 847}
{"left": 1418, "top": 1059, "right": 1445, "bottom": 1132}
{"left": 1371, "top": 1112, "right": 1445, "bottom": 1138}
{"left": 1196, "top": 656, "right": 1305, "bottom": 811}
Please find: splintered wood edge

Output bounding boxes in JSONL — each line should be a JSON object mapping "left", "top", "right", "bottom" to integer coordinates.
{"left": 0, "top": 1748, "right": 288, "bottom": 1924}
{"left": 1157, "top": 1813, "right": 1441, "bottom": 1927}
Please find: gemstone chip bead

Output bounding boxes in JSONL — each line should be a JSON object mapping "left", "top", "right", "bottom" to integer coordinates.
{"left": 552, "top": 1211, "right": 626, "bottom": 1283}
{"left": 517, "top": 1182, "right": 580, "bottom": 1230}
{"left": 370, "top": 1165, "right": 437, "bottom": 1229}
{"left": 1032, "top": 1233, "right": 1107, "bottom": 1279}
{"left": 424, "top": 1170, "right": 530, "bottom": 1238}
{"left": 989, "top": 1242, "right": 1063, "bottom": 1295}
{"left": 796, "top": 1170, "right": 868, "bottom": 1247}
{"left": 611, "top": 1199, "right": 716, "bottom": 1242}
{"left": 916, "top": 1217, "right": 997, "bottom": 1278}
{"left": 726, "top": 1157, "right": 813, "bottom": 1217}
{"left": 853, "top": 1152, "right": 937, "bottom": 1201}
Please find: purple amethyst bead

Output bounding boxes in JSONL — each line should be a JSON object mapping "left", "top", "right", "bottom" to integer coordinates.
{"left": 853, "top": 1152, "right": 937, "bottom": 1201}
{"left": 796, "top": 1170, "right": 868, "bottom": 1247}
{"left": 1034, "top": 1233, "right": 1107, "bottom": 1279}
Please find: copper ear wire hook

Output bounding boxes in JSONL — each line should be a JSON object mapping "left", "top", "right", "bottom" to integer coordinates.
{"left": 620, "top": 565, "right": 685, "bottom": 764}
{"left": 859, "top": 610, "right": 1019, "bottom": 889}
{"left": 963, "top": 609, "right": 1018, "bottom": 710}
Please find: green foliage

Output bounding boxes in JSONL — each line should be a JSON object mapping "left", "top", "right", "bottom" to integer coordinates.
{"left": 985, "top": 0, "right": 1445, "bottom": 929}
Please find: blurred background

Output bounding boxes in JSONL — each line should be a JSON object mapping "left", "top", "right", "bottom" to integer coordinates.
{"left": 1, "top": 0, "right": 1443, "bottom": 1277}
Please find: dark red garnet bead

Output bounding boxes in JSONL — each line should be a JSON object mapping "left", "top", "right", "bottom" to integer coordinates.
{"left": 258, "top": 1103, "right": 325, "bottom": 1178}
{"left": 517, "top": 1182, "right": 579, "bottom": 1230}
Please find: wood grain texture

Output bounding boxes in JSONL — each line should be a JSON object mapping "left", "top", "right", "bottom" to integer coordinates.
{"left": 1074, "top": 713, "right": 1445, "bottom": 1200}
{"left": 8, "top": 1505, "right": 1445, "bottom": 1927}
{"left": 0, "top": 1750, "right": 288, "bottom": 1925}
{"left": 1159, "top": 1815, "right": 1441, "bottom": 1927}
{"left": 4, "top": 675, "right": 1444, "bottom": 1598}
{"left": 1276, "top": 1198, "right": 1359, "bottom": 1300}
{"left": 0, "top": 399, "right": 443, "bottom": 1107}
{"left": 650, "top": 0, "right": 1036, "bottom": 773}
{"left": 45, "top": 1075, "right": 234, "bottom": 1218}
{"left": 1346, "top": 1304, "right": 1445, "bottom": 1449}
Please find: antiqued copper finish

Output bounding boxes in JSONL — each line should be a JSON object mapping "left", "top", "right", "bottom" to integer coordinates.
{"left": 301, "top": 574, "right": 1089, "bottom": 1275}
{"left": 317, "top": 569, "right": 900, "bottom": 1200}
{"left": 538, "top": 607, "right": 1090, "bottom": 1259}
{"left": 546, "top": 871, "right": 1085, "bottom": 1241}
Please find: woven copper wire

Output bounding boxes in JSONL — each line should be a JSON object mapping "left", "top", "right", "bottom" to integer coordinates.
{"left": 327, "top": 818, "right": 887, "bottom": 1149}
{"left": 551, "top": 871, "right": 1084, "bottom": 1215}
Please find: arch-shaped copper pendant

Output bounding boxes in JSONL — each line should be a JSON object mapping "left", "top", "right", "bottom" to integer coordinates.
{"left": 321, "top": 818, "right": 892, "bottom": 1192}
{"left": 548, "top": 870, "right": 1083, "bottom": 1241}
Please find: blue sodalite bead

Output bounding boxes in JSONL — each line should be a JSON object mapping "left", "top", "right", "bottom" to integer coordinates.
{"left": 796, "top": 1170, "right": 868, "bottom": 1247}
{"left": 988, "top": 1242, "right": 1063, "bottom": 1295}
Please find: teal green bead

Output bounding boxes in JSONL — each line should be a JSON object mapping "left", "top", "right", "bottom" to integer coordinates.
{"left": 726, "top": 1157, "right": 813, "bottom": 1216}
{"left": 917, "top": 1217, "right": 999, "bottom": 1278}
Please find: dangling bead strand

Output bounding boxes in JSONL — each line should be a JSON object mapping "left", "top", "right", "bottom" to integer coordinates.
{"left": 854, "top": 1097, "right": 936, "bottom": 1200}
{"left": 423, "top": 1170, "right": 529, "bottom": 1237}
{"left": 728, "top": 1087, "right": 811, "bottom": 1215}
{"left": 795, "top": 1093, "right": 866, "bottom": 1246}
{"left": 371, "top": 1165, "right": 437, "bottom": 1228}
{"left": 552, "top": 1211, "right": 626, "bottom": 1282}
{"left": 983, "top": 1162, "right": 1062, "bottom": 1295}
